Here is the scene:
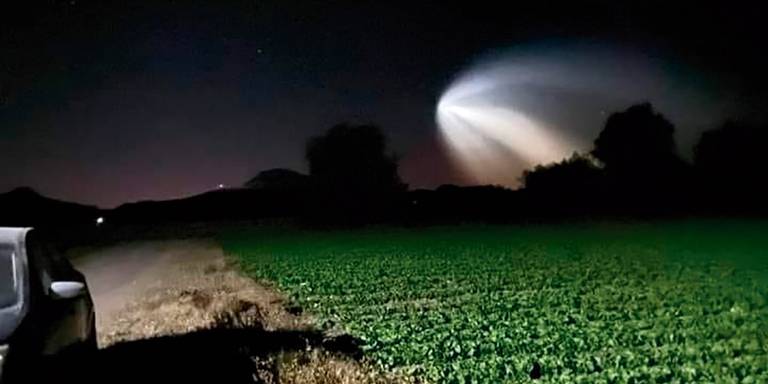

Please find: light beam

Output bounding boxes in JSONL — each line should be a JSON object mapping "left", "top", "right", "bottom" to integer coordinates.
{"left": 437, "top": 74, "right": 574, "bottom": 186}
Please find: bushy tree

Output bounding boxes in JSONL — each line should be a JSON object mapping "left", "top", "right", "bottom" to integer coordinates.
{"left": 305, "top": 123, "right": 406, "bottom": 220}
{"left": 592, "top": 102, "right": 691, "bottom": 193}
{"left": 592, "top": 103, "right": 683, "bottom": 176}
{"left": 522, "top": 152, "right": 602, "bottom": 192}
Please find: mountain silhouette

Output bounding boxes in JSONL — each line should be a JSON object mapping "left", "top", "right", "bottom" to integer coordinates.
{"left": 0, "top": 187, "right": 101, "bottom": 227}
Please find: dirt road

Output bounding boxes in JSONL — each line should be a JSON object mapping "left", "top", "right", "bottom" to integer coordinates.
{"left": 71, "top": 240, "right": 222, "bottom": 337}
{"left": 65, "top": 239, "right": 407, "bottom": 384}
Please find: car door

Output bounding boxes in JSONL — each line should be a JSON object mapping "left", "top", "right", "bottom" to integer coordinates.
{"left": 44, "top": 243, "right": 93, "bottom": 350}
{"left": 24, "top": 232, "right": 90, "bottom": 355}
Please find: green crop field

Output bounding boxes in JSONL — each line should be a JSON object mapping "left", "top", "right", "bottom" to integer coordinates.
{"left": 220, "top": 221, "right": 768, "bottom": 383}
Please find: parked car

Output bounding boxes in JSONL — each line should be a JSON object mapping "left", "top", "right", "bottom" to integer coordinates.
{"left": 0, "top": 228, "right": 96, "bottom": 382}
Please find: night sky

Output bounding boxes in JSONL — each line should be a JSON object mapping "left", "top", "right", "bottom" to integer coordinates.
{"left": 1, "top": 1, "right": 766, "bottom": 207}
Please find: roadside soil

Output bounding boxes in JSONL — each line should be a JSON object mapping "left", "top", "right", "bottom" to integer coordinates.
{"left": 67, "top": 239, "right": 411, "bottom": 384}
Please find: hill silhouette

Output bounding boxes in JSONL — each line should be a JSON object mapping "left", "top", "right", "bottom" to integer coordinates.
{"left": 4, "top": 102, "right": 767, "bottom": 228}
{"left": 108, "top": 188, "right": 306, "bottom": 224}
{"left": 0, "top": 187, "right": 101, "bottom": 227}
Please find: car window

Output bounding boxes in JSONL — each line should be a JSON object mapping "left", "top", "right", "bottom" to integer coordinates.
{"left": 24, "top": 232, "right": 55, "bottom": 294}
{"left": 43, "top": 243, "right": 77, "bottom": 278}
{"left": 24, "top": 232, "right": 80, "bottom": 295}
{"left": 0, "top": 245, "right": 18, "bottom": 308}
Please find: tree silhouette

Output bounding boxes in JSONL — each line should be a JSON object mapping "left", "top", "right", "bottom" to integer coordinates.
{"left": 590, "top": 102, "right": 692, "bottom": 204}
{"left": 592, "top": 102, "right": 681, "bottom": 176}
{"left": 522, "top": 152, "right": 602, "bottom": 193}
{"left": 695, "top": 120, "right": 768, "bottom": 200}
{"left": 305, "top": 123, "right": 406, "bottom": 220}
{"left": 521, "top": 153, "right": 603, "bottom": 215}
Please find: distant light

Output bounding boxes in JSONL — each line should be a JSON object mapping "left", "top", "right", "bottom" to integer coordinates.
{"left": 218, "top": 184, "right": 225, "bottom": 189}
{"left": 96, "top": 217, "right": 104, "bottom": 225}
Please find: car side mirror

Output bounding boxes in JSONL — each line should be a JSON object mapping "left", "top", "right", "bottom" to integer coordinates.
{"left": 50, "top": 281, "right": 86, "bottom": 300}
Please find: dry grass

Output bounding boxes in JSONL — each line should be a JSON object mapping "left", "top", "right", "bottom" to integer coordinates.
{"left": 96, "top": 241, "right": 414, "bottom": 384}
{"left": 260, "top": 350, "right": 415, "bottom": 384}
{"left": 99, "top": 256, "right": 312, "bottom": 345}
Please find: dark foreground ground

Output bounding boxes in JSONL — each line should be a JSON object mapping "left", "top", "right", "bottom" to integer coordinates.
{"left": 16, "top": 239, "right": 407, "bottom": 384}
{"left": 11, "top": 220, "right": 768, "bottom": 383}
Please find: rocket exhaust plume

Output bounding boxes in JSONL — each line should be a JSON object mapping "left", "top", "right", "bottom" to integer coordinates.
{"left": 436, "top": 42, "right": 732, "bottom": 187}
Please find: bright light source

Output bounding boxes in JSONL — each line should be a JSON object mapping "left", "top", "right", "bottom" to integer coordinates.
{"left": 218, "top": 184, "right": 225, "bottom": 189}
{"left": 96, "top": 217, "right": 104, "bottom": 225}
{"left": 436, "top": 61, "right": 575, "bottom": 186}
{"left": 435, "top": 42, "right": 730, "bottom": 187}
{"left": 437, "top": 92, "right": 572, "bottom": 186}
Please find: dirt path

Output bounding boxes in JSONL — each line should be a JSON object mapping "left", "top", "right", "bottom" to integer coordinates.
{"left": 70, "top": 239, "right": 304, "bottom": 345}
{"left": 71, "top": 240, "right": 219, "bottom": 334}
{"left": 66, "top": 239, "right": 407, "bottom": 384}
